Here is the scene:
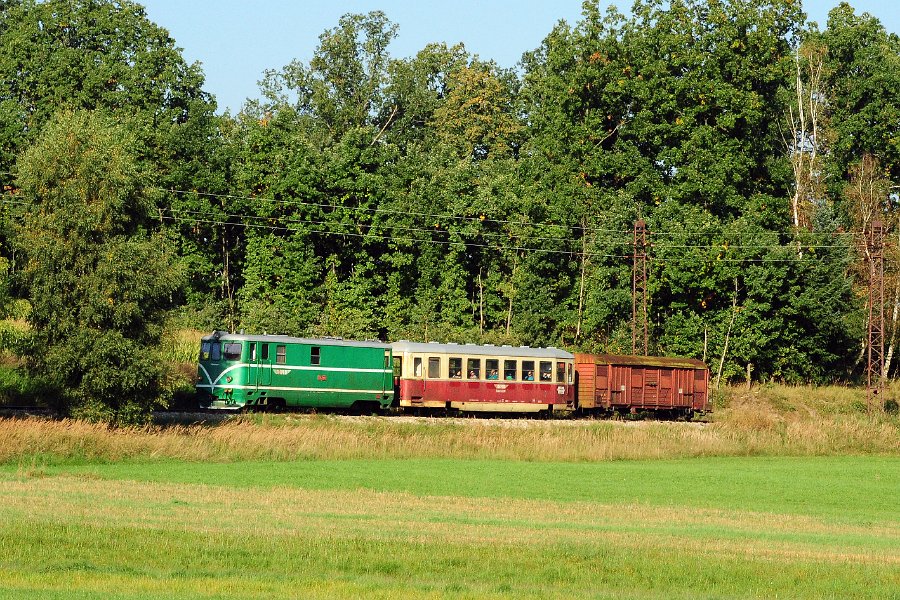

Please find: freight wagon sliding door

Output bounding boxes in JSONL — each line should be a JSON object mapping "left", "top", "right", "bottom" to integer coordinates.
{"left": 610, "top": 365, "right": 629, "bottom": 408}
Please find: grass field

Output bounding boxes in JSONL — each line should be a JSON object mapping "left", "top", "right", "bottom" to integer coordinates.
{"left": 0, "top": 454, "right": 897, "bottom": 599}
{"left": 0, "top": 382, "right": 897, "bottom": 598}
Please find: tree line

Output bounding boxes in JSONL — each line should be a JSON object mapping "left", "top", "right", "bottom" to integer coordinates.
{"left": 0, "top": 0, "right": 898, "bottom": 422}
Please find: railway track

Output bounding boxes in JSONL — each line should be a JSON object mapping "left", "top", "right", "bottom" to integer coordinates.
{"left": 0, "top": 404, "right": 710, "bottom": 425}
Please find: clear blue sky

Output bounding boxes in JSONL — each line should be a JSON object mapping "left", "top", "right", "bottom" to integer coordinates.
{"left": 139, "top": 1, "right": 900, "bottom": 114}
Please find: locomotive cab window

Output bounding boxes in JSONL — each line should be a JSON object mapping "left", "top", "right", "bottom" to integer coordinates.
{"left": 504, "top": 360, "right": 517, "bottom": 381}
{"left": 427, "top": 357, "right": 441, "bottom": 379}
{"left": 250, "top": 343, "right": 257, "bottom": 361}
{"left": 261, "top": 344, "right": 269, "bottom": 360}
{"left": 310, "top": 346, "right": 321, "bottom": 366}
{"left": 200, "top": 342, "right": 211, "bottom": 360}
{"left": 486, "top": 359, "right": 499, "bottom": 380}
{"left": 223, "top": 343, "right": 242, "bottom": 361}
{"left": 539, "top": 361, "right": 552, "bottom": 381}
{"left": 276, "top": 345, "right": 286, "bottom": 365}
{"left": 467, "top": 358, "right": 481, "bottom": 379}
{"left": 522, "top": 361, "right": 535, "bottom": 381}
{"left": 449, "top": 357, "right": 462, "bottom": 379}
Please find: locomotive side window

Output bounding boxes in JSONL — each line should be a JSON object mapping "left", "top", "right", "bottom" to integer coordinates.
{"left": 250, "top": 343, "right": 257, "bottom": 361}
{"left": 539, "top": 361, "right": 552, "bottom": 381}
{"left": 311, "top": 346, "right": 321, "bottom": 366}
{"left": 486, "top": 359, "right": 499, "bottom": 380}
{"left": 522, "top": 360, "right": 535, "bottom": 381}
{"left": 276, "top": 345, "right": 286, "bottom": 365}
{"left": 449, "top": 357, "right": 462, "bottom": 379}
{"left": 261, "top": 344, "right": 269, "bottom": 360}
{"left": 504, "top": 360, "right": 517, "bottom": 381}
{"left": 223, "top": 343, "right": 241, "bottom": 361}
{"left": 427, "top": 357, "right": 441, "bottom": 379}
{"left": 200, "top": 342, "right": 211, "bottom": 360}
{"left": 467, "top": 358, "right": 481, "bottom": 379}
{"left": 414, "top": 357, "right": 423, "bottom": 377}
{"left": 556, "top": 362, "right": 565, "bottom": 383}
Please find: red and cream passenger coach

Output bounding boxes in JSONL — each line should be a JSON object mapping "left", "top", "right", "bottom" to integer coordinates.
{"left": 391, "top": 341, "right": 575, "bottom": 413}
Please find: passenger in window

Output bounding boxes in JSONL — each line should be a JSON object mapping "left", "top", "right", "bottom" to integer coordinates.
{"left": 451, "top": 370, "right": 462, "bottom": 379}
{"left": 488, "top": 369, "right": 499, "bottom": 380}
{"left": 540, "top": 371, "right": 551, "bottom": 381}
{"left": 525, "top": 371, "right": 534, "bottom": 381}
{"left": 468, "top": 370, "right": 477, "bottom": 379}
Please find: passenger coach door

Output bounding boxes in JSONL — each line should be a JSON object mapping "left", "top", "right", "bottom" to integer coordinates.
{"left": 256, "top": 342, "right": 273, "bottom": 387}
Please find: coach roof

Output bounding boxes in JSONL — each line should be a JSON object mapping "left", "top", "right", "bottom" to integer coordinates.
{"left": 391, "top": 340, "right": 574, "bottom": 359}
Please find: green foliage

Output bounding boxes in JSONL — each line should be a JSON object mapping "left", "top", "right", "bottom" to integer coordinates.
{"left": 3, "top": 2, "right": 896, "bottom": 392}
{"left": 0, "top": 0, "right": 226, "bottom": 325}
{"left": 15, "top": 110, "right": 184, "bottom": 424}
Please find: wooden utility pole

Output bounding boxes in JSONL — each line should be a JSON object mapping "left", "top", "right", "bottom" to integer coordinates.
{"left": 632, "top": 220, "right": 649, "bottom": 356}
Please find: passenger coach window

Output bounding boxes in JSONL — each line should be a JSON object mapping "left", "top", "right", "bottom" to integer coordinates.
{"left": 428, "top": 357, "right": 441, "bottom": 379}
{"left": 276, "top": 345, "right": 286, "bottom": 365}
{"left": 223, "top": 343, "right": 242, "bottom": 361}
{"left": 486, "top": 359, "right": 499, "bottom": 380}
{"left": 449, "top": 357, "right": 462, "bottom": 378}
{"left": 557, "top": 362, "right": 566, "bottom": 383}
{"left": 414, "top": 357, "right": 423, "bottom": 377}
{"left": 467, "top": 358, "right": 481, "bottom": 379}
{"left": 393, "top": 357, "right": 402, "bottom": 377}
{"left": 311, "top": 346, "right": 321, "bottom": 366}
{"left": 504, "top": 360, "right": 517, "bottom": 381}
{"left": 522, "top": 361, "right": 535, "bottom": 381}
{"left": 540, "top": 361, "right": 552, "bottom": 381}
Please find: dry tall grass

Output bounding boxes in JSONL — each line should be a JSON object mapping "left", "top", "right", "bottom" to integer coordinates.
{"left": 0, "top": 383, "right": 896, "bottom": 464}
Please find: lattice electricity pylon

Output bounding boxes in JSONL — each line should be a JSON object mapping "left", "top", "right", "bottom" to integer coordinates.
{"left": 867, "top": 220, "right": 885, "bottom": 410}
{"left": 632, "top": 219, "right": 649, "bottom": 356}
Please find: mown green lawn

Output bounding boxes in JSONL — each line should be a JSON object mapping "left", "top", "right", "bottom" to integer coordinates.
{"left": 0, "top": 456, "right": 896, "bottom": 599}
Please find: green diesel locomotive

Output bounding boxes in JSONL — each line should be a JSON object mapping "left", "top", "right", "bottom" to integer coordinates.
{"left": 196, "top": 331, "right": 394, "bottom": 411}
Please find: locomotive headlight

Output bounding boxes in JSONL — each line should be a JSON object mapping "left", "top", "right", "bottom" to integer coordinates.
{"left": 226, "top": 376, "right": 233, "bottom": 383}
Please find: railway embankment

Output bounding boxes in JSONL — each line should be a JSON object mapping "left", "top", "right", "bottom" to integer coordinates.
{"left": 0, "top": 383, "right": 896, "bottom": 466}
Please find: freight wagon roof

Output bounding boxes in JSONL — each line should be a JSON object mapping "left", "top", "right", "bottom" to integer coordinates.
{"left": 391, "top": 340, "right": 574, "bottom": 359}
{"left": 575, "top": 353, "right": 707, "bottom": 370}
{"left": 201, "top": 331, "right": 390, "bottom": 349}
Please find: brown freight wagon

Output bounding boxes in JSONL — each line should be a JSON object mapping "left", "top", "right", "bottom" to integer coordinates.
{"left": 574, "top": 353, "right": 710, "bottom": 417}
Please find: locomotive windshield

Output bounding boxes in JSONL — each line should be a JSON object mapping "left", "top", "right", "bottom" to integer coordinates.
{"left": 200, "top": 341, "right": 221, "bottom": 361}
